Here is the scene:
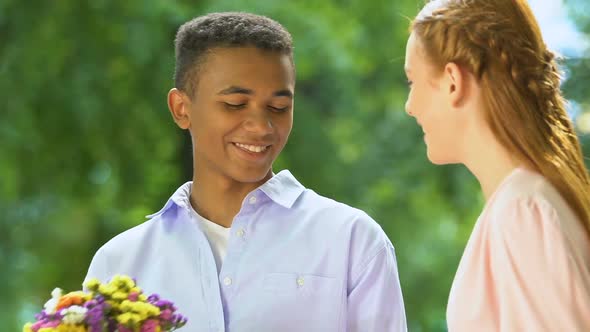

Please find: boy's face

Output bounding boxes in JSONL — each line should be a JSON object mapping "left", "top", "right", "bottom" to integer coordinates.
{"left": 175, "top": 46, "right": 295, "bottom": 185}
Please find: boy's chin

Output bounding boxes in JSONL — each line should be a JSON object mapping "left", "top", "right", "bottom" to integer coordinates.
{"left": 229, "top": 168, "right": 274, "bottom": 184}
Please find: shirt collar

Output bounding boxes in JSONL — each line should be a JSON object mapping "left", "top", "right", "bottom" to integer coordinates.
{"left": 145, "top": 181, "right": 192, "bottom": 219}
{"left": 145, "top": 170, "right": 305, "bottom": 219}
{"left": 258, "top": 169, "right": 305, "bottom": 209}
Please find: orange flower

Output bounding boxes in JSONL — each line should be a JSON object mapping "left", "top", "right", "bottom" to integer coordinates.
{"left": 55, "top": 293, "right": 85, "bottom": 311}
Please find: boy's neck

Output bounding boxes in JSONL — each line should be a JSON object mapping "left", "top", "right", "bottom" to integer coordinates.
{"left": 189, "top": 171, "right": 273, "bottom": 228}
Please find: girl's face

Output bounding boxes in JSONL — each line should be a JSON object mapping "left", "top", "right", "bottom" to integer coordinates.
{"left": 404, "top": 32, "right": 467, "bottom": 165}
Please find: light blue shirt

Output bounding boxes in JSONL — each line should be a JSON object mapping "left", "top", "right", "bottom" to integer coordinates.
{"left": 85, "top": 170, "right": 407, "bottom": 331}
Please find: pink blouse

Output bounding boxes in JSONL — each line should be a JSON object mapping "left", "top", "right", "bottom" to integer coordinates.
{"left": 447, "top": 168, "right": 590, "bottom": 331}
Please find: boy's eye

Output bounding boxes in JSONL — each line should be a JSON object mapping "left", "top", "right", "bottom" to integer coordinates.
{"left": 269, "top": 105, "right": 290, "bottom": 112}
{"left": 224, "top": 102, "right": 246, "bottom": 110}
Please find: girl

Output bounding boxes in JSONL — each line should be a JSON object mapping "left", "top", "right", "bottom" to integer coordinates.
{"left": 404, "top": 0, "right": 590, "bottom": 330}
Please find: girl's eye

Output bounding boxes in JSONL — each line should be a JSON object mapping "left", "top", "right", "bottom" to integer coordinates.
{"left": 407, "top": 80, "right": 413, "bottom": 87}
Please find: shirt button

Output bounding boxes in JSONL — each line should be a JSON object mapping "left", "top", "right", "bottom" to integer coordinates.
{"left": 248, "top": 196, "right": 257, "bottom": 204}
{"left": 223, "top": 277, "right": 232, "bottom": 286}
{"left": 236, "top": 229, "right": 245, "bottom": 237}
{"left": 297, "top": 277, "right": 305, "bottom": 287}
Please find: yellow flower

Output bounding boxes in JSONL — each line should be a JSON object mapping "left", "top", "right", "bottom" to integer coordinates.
{"left": 57, "top": 325, "right": 87, "bottom": 332}
{"left": 117, "top": 312, "right": 142, "bottom": 325}
{"left": 119, "top": 300, "right": 160, "bottom": 320}
{"left": 83, "top": 278, "right": 100, "bottom": 291}
{"left": 112, "top": 291, "right": 129, "bottom": 301}
{"left": 23, "top": 323, "right": 33, "bottom": 332}
{"left": 106, "top": 299, "right": 120, "bottom": 311}
{"left": 98, "top": 284, "right": 117, "bottom": 296}
{"left": 145, "top": 303, "right": 161, "bottom": 316}
{"left": 109, "top": 275, "right": 135, "bottom": 291}
{"left": 120, "top": 299, "right": 133, "bottom": 311}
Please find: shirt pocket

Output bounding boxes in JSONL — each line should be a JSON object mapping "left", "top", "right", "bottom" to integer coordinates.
{"left": 263, "top": 272, "right": 336, "bottom": 297}
{"left": 257, "top": 272, "right": 342, "bottom": 331}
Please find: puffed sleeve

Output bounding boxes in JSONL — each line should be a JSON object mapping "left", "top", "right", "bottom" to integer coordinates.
{"left": 488, "top": 196, "right": 590, "bottom": 331}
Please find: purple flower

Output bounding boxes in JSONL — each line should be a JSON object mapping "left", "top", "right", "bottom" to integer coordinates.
{"left": 128, "top": 291, "right": 139, "bottom": 302}
{"left": 84, "top": 299, "right": 97, "bottom": 308}
{"left": 156, "top": 300, "right": 175, "bottom": 310}
{"left": 86, "top": 308, "right": 103, "bottom": 328}
{"left": 172, "top": 314, "right": 188, "bottom": 327}
{"left": 34, "top": 310, "right": 50, "bottom": 321}
{"left": 160, "top": 309, "right": 173, "bottom": 321}
{"left": 36, "top": 320, "right": 60, "bottom": 330}
{"left": 147, "top": 294, "right": 160, "bottom": 302}
{"left": 30, "top": 321, "right": 44, "bottom": 332}
{"left": 106, "top": 318, "right": 118, "bottom": 331}
{"left": 84, "top": 300, "right": 108, "bottom": 332}
{"left": 34, "top": 309, "right": 62, "bottom": 322}
{"left": 117, "top": 324, "right": 134, "bottom": 332}
{"left": 140, "top": 319, "right": 160, "bottom": 332}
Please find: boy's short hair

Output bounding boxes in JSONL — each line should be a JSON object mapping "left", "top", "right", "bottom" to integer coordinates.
{"left": 174, "top": 12, "right": 294, "bottom": 96}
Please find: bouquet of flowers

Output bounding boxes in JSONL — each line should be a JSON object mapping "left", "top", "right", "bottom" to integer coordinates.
{"left": 23, "top": 275, "right": 187, "bottom": 332}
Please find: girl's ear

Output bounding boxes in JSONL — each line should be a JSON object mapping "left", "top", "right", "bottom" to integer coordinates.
{"left": 443, "top": 62, "right": 466, "bottom": 107}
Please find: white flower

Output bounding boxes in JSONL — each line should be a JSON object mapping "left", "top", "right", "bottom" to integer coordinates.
{"left": 51, "top": 288, "right": 62, "bottom": 298}
{"left": 61, "top": 305, "right": 88, "bottom": 324}
{"left": 43, "top": 288, "right": 63, "bottom": 314}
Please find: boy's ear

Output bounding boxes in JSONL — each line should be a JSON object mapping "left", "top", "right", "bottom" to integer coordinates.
{"left": 167, "top": 88, "right": 191, "bottom": 129}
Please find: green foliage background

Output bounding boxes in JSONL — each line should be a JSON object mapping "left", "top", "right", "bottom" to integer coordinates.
{"left": 1, "top": 1, "right": 587, "bottom": 330}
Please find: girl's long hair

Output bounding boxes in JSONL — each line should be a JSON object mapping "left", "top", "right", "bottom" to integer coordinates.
{"left": 412, "top": 0, "right": 590, "bottom": 232}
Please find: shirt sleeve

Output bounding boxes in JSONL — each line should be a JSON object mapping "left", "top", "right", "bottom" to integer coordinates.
{"left": 83, "top": 246, "right": 110, "bottom": 290}
{"left": 347, "top": 242, "right": 408, "bottom": 332}
{"left": 489, "top": 196, "right": 590, "bottom": 331}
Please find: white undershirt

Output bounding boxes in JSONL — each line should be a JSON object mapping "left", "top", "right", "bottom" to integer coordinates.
{"left": 189, "top": 208, "right": 231, "bottom": 274}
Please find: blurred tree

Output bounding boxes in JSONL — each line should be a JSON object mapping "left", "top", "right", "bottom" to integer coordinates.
{"left": 0, "top": 0, "right": 190, "bottom": 327}
{"left": 563, "top": 0, "right": 590, "bottom": 163}
{"left": 6, "top": 1, "right": 585, "bottom": 331}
